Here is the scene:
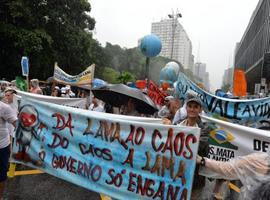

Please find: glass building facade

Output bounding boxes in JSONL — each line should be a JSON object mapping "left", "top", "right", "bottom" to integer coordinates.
{"left": 234, "top": 0, "right": 270, "bottom": 93}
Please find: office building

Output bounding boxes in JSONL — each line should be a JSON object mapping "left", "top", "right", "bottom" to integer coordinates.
{"left": 222, "top": 67, "right": 234, "bottom": 87}
{"left": 234, "top": 0, "right": 270, "bottom": 94}
{"left": 151, "top": 18, "right": 193, "bottom": 70}
{"left": 193, "top": 62, "right": 210, "bottom": 91}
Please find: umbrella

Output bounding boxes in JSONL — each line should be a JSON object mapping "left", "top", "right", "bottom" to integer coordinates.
{"left": 92, "top": 84, "right": 158, "bottom": 115}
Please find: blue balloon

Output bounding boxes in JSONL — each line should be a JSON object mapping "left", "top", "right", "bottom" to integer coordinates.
{"left": 93, "top": 78, "right": 107, "bottom": 88}
{"left": 160, "top": 67, "right": 177, "bottom": 85}
{"left": 140, "top": 34, "right": 162, "bottom": 57}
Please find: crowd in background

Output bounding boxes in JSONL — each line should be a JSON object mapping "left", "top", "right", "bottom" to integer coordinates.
{"left": 1, "top": 78, "right": 270, "bottom": 200}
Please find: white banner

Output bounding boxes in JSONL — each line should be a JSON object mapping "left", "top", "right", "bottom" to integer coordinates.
{"left": 200, "top": 115, "right": 270, "bottom": 179}
{"left": 12, "top": 97, "right": 200, "bottom": 200}
{"left": 53, "top": 64, "right": 95, "bottom": 85}
{"left": 16, "top": 91, "right": 87, "bottom": 109}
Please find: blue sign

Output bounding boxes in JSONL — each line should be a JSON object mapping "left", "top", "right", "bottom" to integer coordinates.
{"left": 21, "top": 56, "right": 29, "bottom": 76}
{"left": 12, "top": 97, "right": 200, "bottom": 200}
{"left": 175, "top": 72, "right": 270, "bottom": 124}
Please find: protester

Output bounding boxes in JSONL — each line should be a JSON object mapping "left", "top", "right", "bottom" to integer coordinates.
{"left": 197, "top": 152, "right": 270, "bottom": 200}
{"left": 173, "top": 91, "right": 196, "bottom": 124}
{"left": 158, "top": 96, "right": 174, "bottom": 118}
{"left": 3, "top": 88, "right": 18, "bottom": 143}
{"left": 51, "top": 86, "right": 60, "bottom": 97}
{"left": 60, "top": 87, "right": 69, "bottom": 97}
{"left": 89, "top": 96, "right": 104, "bottom": 112}
{"left": 176, "top": 97, "right": 208, "bottom": 200}
{"left": 178, "top": 98, "right": 202, "bottom": 127}
{"left": 162, "top": 97, "right": 181, "bottom": 125}
{"left": 30, "top": 79, "right": 43, "bottom": 94}
{"left": 0, "top": 101, "right": 17, "bottom": 199}
{"left": 121, "top": 98, "right": 140, "bottom": 116}
{"left": 0, "top": 82, "right": 8, "bottom": 100}
{"left": 65, "top": 85, "right": 75, "bottom": 98}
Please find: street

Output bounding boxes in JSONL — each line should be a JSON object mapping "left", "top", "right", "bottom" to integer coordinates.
{"left": 5, "top": 169, "right": 101, "bottom": 200}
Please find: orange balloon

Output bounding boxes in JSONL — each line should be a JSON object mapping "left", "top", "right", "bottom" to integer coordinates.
{"left": 161, "top": 82, "right": 170, "bottom": 91}
{"left": 136, "top": 80, "right": 147, "bottom": 89}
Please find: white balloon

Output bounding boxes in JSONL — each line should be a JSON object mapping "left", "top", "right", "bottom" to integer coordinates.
{"left": 164, "top": 61, "right": 180, "bottom": 76}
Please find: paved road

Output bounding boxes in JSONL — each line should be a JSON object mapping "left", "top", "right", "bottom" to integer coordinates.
{"left": 4, "top": 170, "right": 101, "bottom": 200}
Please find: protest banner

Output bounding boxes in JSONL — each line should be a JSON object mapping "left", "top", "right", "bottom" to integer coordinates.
{"left": 12, "top": 97, "right": 200, "bottom": 200}
{"left": 175, "top": 72, "right": 270, "bottom": 123}
{"left": 53, "top": 63, "right": 95, "bottom": 85}
{"left": 199, "top": 115, "right": 270, "bottom": 179}
{"left": 147, "top": 80, "right": 167, "bottom": 106}
{"left": 16, "top": 90, "right": 87, "bottom": 109}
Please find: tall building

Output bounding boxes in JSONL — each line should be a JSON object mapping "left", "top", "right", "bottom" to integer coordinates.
{"left": 222, "top": 67, "right": 234, "bottom": 87}
{"left": 151, "top": 18, "right": 193, "bottom": 70}
{"left": 234, "top": 0, "right": 270, "bottom": 94}
{"left": 193, "top": 62, "right": 210, "bottom": 91}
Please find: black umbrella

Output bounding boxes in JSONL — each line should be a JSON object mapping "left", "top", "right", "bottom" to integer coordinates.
{"left": 92, "top": 84, "right": 158, "bottom": 115}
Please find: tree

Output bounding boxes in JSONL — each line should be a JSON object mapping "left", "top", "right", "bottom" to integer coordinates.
{"left": 0, "top": 0, "right": 107, "bottom": 80}
{"left": 102, "top": 67, "right": 120, "bottom": 84}
{"left": 117, "top": 71, "right": 135, "bottom": 84}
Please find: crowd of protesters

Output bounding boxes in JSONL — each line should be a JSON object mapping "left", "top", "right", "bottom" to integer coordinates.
{"left": 0, "top": 78, "right": 270, "bottom": 200}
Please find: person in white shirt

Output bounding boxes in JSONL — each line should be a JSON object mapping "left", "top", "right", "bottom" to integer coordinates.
{"left": 3, "top": 88, "right": 18, "bottom": 138}
{"left": 0, "top": 101, "right": 17, "bottom": 199}
{"left": 89, "top": 97, "right": 104, "bottom": 112}
{"left": 158, "top": 96, "right": 174, "bottom": 118}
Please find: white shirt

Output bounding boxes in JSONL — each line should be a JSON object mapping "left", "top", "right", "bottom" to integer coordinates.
{"left": 6, "top": 102, "right": 18, "bottom": 137}
{"left": 173, "top": 103, "right": 187, "bottom": 124}
{"left": 0, "top": 101, "right": 17, "bottom": 148}
{"left": 178, "top": 119, "right": 199, "bottom": 127}
{"left": 89, "top": 104, "right": 104, "bottom": 112}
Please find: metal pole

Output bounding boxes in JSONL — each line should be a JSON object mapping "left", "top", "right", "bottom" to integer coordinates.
{"left": 145, "top": 57, "right": 150, "bottom": 88}
{"left": 170, "top": 18, "right": 176, "bottom": 59}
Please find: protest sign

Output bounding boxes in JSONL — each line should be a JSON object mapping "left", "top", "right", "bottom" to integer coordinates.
{"left": 21, "top": 56, "right": 29, "bottom": 76}
{"left": 175, "top": 72, "right": 270, "bottom": 123}
{"left": 12, "top": 97, "right": 200, "bottom": 200}
{"left": 147, "top": 80, "right": 167, "bottom": 106}
{"left": 16, "top": 90, "right": 87, "bottom": 109}
{"left": 199, "top": 115, "right": 270, "bottom": 179}
{"left": 53, "top": 64, "right": 95, "bottom": 85}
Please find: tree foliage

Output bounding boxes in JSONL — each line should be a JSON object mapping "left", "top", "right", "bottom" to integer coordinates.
{"left": 117, "top": 71, "right": 135, "bottom": 84}
{"left": 0, "top": 0, "right": 107, "bottom": 80}
{"left": 102, "top": 67, "right": 120, "bottom": 84}
{"left": 103, "top": 42, "right": 171, "bottom": 83}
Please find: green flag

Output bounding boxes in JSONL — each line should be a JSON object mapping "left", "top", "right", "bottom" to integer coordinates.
{"left": 16, "top": 76, "right": 27, "bottom": 91}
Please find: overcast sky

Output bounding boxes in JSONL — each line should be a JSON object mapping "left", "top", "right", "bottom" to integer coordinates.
{"left": 90, "top": 0, "right": 259, "bottom": 92}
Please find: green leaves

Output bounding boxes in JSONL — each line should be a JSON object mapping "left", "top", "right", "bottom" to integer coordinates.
{"left": 0, "top": 0, "right": 103, "bottom": 81}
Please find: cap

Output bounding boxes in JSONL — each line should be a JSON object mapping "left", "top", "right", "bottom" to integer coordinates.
{"left": 165, "top": 96, "right": 174, "bottom": 101}
{"left": 186, "top": 98, "right": 202, "bottom": 107}
{"left": 4, "top": 87, "right": 17, "bottom": 94}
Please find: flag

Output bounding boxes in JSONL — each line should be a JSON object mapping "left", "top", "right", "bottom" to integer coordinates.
{"left": 16, "top": 76, "right": 27, "bottom": 91}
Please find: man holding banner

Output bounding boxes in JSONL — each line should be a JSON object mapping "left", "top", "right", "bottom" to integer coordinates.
{"left": 0, "top": 101, "right": 17, "bottom": 199}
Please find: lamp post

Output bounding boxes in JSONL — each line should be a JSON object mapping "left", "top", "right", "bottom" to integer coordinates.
{"left": 168, "top": 11, "right": 182, "bottom": 59}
